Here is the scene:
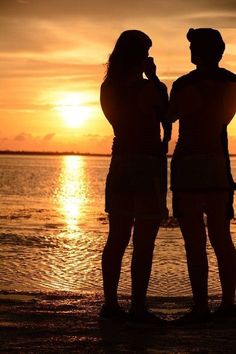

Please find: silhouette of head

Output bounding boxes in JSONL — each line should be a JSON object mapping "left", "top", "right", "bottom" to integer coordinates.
{"left": 187, "top": 28, "right": 225, "bottom": 66}
{"left": 106, "top": 30, "right": 152, "bottom": 82}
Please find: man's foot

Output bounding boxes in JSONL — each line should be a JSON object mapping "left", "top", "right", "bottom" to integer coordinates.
{"left": 172, "top": 307, "right": 211, "bottom": 325}
{"left": 212, "top": 304, "right": 236, "bottom": 319}
{"left": 99, "top": 304, "right": 127, "bottom": 320}
{"left": 128, "top": 308, "right": 165, "bottom": 325}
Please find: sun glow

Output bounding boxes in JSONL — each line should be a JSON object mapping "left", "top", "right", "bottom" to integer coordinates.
{"left": 55, "top": 156, "right": 86, "bottom": 236}
{"left": 55, "top": 93, "right": 91, "bottom": 128}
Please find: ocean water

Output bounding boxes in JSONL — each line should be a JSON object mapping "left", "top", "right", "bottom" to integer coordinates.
{"left": 0, "top": 154, "right": 235, "bottom": 297}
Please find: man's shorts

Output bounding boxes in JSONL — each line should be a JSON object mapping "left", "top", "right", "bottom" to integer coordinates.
{"left": 172, "top": 190, "right": 234, "bottom": 219}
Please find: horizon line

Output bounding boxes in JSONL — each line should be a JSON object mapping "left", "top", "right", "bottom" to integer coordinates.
{"left": 0, "top": 150, "right": 236, "bottom": 158}
{"left": 0, "top": 150, "right": 111, "bottom": 157}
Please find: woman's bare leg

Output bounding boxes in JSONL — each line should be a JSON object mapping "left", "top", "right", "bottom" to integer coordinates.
{"left": 131, "top": 217, "right": 160, "bottom": 311}
{"left": 102, "top": 213, "right": 133, "bottom": 307}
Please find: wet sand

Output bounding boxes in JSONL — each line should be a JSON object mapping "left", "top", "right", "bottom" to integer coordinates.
{"left": 0, "top": 291, "right": 235, "bottom": 353}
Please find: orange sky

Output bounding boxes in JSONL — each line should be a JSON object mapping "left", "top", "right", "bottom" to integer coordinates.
{"left": 0, "top": 0, "right": 236, "bottom": 154}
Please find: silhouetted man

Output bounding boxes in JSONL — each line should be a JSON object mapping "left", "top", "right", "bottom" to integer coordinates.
{"left": 169, "top": 28, "right": 236, "bottom": 323}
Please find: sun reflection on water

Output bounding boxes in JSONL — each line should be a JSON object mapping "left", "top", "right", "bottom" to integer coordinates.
{"left": 55, "top": 155, "right": 86, "bottom": 235}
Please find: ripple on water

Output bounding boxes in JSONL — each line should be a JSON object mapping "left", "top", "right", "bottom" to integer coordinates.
{"left": 0, "top": 155, "right": 235, "bottom": 296}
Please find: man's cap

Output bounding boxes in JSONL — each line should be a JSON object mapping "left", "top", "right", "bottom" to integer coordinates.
{"left": 187, "top": 28, "right": 225, "bottom": 56}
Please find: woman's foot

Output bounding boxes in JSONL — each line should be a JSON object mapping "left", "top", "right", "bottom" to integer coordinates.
{"left": 99, "top": 303, "right": 127, "bottom": 320}
{"left": 128, "top": 307, "right": 165, "bottom": 325}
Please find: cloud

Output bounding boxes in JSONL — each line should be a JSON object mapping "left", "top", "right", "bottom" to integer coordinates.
{"left": 1, "top": 1, "right": 235, "bottom": 59}
{"left": 43, "top": 133, "right": 55, "bottom": 141}
{"left": 0, "top": 57, "right": 103, "bottom": 84}
{"left": 14, "top": 132, "right": 32, "bottom": 141}
{"left": 1, "top": 0, "right": 235, "bottom": 84}
{"left": 74, "top": 133, "right": 113, "bottom": 153}
{"left": 0, "top": 103, "right": 54, "bottom": 112}
{"left": 0, "top": 136, "right": 9, "bottom": 142}
{"left": 181, "top": 12, "right": 236, "bottom": 28}
{"left": 3, "top": 130, "right": 112, "bottom": 153}
{"left": 14, "top": 132, "right": 55, "bottom": 142}
{"left": 1, "top": 0, "right": 236, "bottom": 21}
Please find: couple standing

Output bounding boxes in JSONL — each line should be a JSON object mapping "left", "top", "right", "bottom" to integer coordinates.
{"left": 100, "top": 28, "right": 236, "bottom": 323}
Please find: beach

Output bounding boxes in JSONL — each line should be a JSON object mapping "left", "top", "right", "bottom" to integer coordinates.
{"left": 0, "top": 155, "right": 236, "bottom": 352}
{"left": 0, "top": 291, "right": 235, "bottom": 353}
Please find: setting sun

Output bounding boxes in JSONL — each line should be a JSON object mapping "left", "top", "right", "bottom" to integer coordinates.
{"left": 55, "top": 93, "right": 91, "bottom": 128}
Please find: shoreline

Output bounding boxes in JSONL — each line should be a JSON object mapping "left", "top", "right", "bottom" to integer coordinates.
{"left": 1, "top": 291, "right": 235, "bottom": 353}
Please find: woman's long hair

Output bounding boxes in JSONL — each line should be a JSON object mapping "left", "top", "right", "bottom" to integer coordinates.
{"left": 105, "top": 30, "right": 152, "bottom": 83}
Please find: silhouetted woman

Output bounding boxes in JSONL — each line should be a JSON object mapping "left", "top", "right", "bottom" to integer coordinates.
{"left": 100, "top": 30, "right": 171, "bottom": 321}
{"left": 169, "top": 28, "right": 236, "bottom": 323}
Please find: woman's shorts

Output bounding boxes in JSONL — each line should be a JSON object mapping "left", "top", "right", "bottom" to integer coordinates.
{"left": 105, "top": 154, "right": 168, "bottom": 219}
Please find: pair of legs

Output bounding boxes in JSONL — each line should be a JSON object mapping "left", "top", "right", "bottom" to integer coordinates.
{"left": 102, "top": 212, "right": 160, "bottom": 312}
{"left": 177, "top": 192, "right": 236, "bottom": 311}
